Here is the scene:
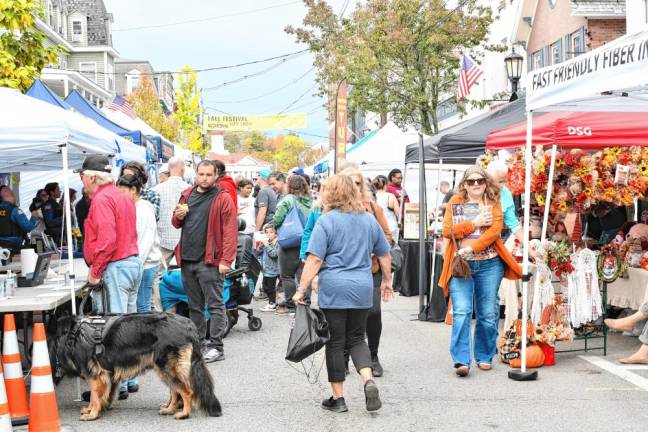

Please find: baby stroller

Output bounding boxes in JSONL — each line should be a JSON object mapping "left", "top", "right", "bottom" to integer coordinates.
{"left": 223, "top": 218, "right": 262, "bottom": 335}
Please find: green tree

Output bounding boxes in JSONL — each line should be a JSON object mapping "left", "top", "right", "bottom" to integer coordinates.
{"left": 127, "top": 74, "right": 163, "bottom": 131}
{"left": 0, "top": 0, "right": 64, "bottom": 90}
{"left": 286, "top": 0, "right": 493, "bottom": 134}
{"left": 175, "top": 65, "right": 204, "bottom": 154}
{"left": 272, "top": 134, "right": 309, "bottom": 171}
{"left": 243, "top": 131, "right": 267, "bottom": 153}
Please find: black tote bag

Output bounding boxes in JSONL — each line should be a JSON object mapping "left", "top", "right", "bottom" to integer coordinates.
{"left": 285, "top": 304, "right": 330, "bottom": 363}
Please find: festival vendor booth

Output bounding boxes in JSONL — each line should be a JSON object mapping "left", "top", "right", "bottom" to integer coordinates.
{"left": 0, "top": 87, "right": 146, "bottom": 335}
{"left": 485, "top": 30, "right": 648, "bottom": 378}
{"left": 16, "top": 87, "right": 148, "bottom": 211}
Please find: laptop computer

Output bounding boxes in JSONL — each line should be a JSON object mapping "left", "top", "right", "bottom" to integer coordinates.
{"left": 17, "top": 252, "right": 54, "bottom": 287}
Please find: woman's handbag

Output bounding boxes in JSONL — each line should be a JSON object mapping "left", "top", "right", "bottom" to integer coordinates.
{"left": 285, "top": 304, "right": 330, "bottom": 363}
{"left": 450, "top": 219, "right": 471, "bottom": 278}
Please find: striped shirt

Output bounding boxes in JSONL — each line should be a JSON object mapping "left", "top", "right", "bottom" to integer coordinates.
{"left": 152, "top": 176, "right": 190, "bottom": 250}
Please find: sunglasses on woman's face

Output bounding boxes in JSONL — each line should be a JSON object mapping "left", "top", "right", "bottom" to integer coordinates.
{"left": 466, "top": 177, "right": 486, "bottom": 186}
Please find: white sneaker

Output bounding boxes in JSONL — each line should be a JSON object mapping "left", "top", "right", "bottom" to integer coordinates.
{"left": 260, "top": 303, "right": 277, "bottom": 312}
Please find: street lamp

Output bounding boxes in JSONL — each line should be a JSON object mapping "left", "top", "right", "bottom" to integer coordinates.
{"left": 504, "top": 49, "right": 524, "bottom": 101}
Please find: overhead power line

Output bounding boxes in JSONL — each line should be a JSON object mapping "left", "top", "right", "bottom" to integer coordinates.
{"left": 205, "top": 67, "right": 315, "bottom": 104}
{"left": 276, "top": 84, "right": 317, "bottom": 114}
{"left": 55, "top": 49, "right": 309, "bottom": 77}
{"left": 202, "top": 51, "right": 309, "bottom": 92}
{"left": 113, "top": 1, "right": 302, "bottom": 32}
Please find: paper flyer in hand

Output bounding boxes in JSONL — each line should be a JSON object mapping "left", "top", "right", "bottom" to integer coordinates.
{"left": 452, "top": 203, "right": 481, "bottom": 239}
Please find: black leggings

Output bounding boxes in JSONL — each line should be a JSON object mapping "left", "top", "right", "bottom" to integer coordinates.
{"left": 278, "top": 246, "right": 300, "bottom": 309}
{"left": 322, "top": 308, "right": 372, "bottom": 383}
{"left": 262, "top": 276, "right": 278, "bottom": 304}
{"left": 367, "top": 271, "right": 383, "bottom": 356}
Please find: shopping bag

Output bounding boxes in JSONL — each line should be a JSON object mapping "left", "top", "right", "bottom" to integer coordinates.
{"left": 285, "top": 304, "right": 330, "bottom": 363}
{"left": 277, "top": 196, "right": 306, "bottom": 248}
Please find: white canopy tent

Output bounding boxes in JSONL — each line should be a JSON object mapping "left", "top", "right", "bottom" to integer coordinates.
{"left": 305, "top": 121, "right": 423, "bottom": 178}
{"left": 0, "top": 87, "right": 145, "bottom": 317}
{"left": 346, "top": 121, "right": 421, "bottom": 177}
{"left": 514, "top": 30, "right": 648, "bottom": 379}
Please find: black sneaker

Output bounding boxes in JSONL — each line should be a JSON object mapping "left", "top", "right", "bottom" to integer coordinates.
{"left": 364, "top": 380, "right": 382, "bottom": 412}
{"left": 118, "top": 389, "right": 129, "bottom": 400}
{"left": 372, "top": 355, "right": 383, "bottom": 377}
{"left": 321, "top": 396, "right": 348, "bottom": 413}
{"left": 127, "top": 382, "right": 139, "bottom": 393}
{"left": 203, "top": 348, "right": 225, "bottom": 363}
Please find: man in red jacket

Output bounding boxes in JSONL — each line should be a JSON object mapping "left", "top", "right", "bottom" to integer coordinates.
{"left": 78, "top": 154, "right": 142, "bottom": 399}
{"left": 173, "top": 160, "right": 237, "bottom": 362}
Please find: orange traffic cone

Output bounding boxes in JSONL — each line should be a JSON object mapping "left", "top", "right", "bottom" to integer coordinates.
{"left": 3, "top": 314, "right": 29, "bottom": 424}
{"left": 0, "top": 362, "right": 13, "bottom": 432}
{"left": 445, "top": 298, "right": 453, "bottom": 325}
{"left": 28, "top": 323, "right": 60, "bottom": 432}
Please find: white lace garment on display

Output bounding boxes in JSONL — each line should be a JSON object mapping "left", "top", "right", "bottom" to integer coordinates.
{"left": 530, "top": 262, "right": 554, "bottom": 324}
{"left": 567, "top": 248, "right": 602, "bottom": 327}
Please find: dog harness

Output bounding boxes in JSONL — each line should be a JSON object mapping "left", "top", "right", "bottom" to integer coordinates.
{"left": 66, "top": 316, "right": 121, "bottom": 358}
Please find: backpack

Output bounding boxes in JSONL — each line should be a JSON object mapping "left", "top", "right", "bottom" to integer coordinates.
{"left": 277, "top": 196, "right": 306, "bottom": 249}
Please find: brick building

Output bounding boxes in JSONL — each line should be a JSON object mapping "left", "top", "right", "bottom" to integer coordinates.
{"left": 513, "top": 0, "right": 626, "bottom": 72}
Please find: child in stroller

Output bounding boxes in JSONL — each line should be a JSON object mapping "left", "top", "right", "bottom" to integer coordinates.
{"left": 159, "top": 218, "right": 262, "bottom": 336}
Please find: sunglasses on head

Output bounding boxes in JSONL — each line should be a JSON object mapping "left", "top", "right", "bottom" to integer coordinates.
{"left": 465, "top": 177, "right": 486, "bottom": 186}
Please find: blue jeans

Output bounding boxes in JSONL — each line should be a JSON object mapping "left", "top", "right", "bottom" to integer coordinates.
{"left": 137, "top": 265, "right": 159, "bottom": 313}
{"left": 91, "top": 255, "right": 142, "bottom": 390}
{"left": 93, "top": 256, "right": 143, "bottom": 314}
{"left": 449, "top": 257, "right": 504, "bottom": 367}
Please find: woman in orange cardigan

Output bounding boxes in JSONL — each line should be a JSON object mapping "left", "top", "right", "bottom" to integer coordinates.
{"left": 439, "top": 166, "right": 522, "bottom": 377}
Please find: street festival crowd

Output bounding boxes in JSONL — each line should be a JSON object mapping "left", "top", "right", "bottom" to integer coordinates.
{"left": 2, "top": 154, "right": 648, "bottom": 413}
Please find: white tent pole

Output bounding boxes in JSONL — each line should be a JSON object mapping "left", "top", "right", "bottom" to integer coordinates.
{"left": 61, "top": 144, "right": 77, "bottom": 317}
{"left": 521, "top": 111, "right": 533, "bottom": 375}
{"left": 541, "top": 144, "right": 558, "bottom": 242}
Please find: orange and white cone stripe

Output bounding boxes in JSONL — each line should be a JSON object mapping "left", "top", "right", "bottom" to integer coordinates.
{"left": 28, "top": 323, "right": 60, "bottom": 432}
{"left": 2, "top": 314, "right": 29, "bottom": 422}
{"left": 0, "top": 362, "right": 13, "bottom": 432}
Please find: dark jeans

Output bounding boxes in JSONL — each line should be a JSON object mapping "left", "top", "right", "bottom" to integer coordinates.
{"left": 322, "top": 308, "right": 372, "bottom": 383}
{"left": 262, "top": 275, "right": 278, "bottom": 304}
{"left": 181, "top": 261, "right": 226, "bottom": 352}
{"left": 367, "top": 272, "right": 382, "bottom": 357}
{"left": 279, "top": 245, "right": 300, "bottom": 309}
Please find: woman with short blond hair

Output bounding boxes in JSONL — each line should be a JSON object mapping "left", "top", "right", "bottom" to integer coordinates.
{"left": 293, "top": 174, "right": 392, "bottom": 413}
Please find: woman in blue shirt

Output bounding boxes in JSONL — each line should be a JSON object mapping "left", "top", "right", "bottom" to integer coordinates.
{"left": 293, "top": 175, "right": 392, "bottom": 414}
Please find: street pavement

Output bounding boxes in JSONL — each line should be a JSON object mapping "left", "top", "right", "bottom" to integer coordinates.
{"left": 54, "top": 295, "right": 648, "bottom": 431}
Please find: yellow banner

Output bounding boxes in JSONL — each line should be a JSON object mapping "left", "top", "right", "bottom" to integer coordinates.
{"left": 203, "top": 113, "right": 307, "bottom": 132}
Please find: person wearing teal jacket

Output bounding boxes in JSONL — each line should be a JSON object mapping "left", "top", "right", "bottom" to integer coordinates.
{"left": 300, "top": 207, "right": 322, "bottom": 260}
{"left": 273, "top": 175, "right": 313, "bottom": 314}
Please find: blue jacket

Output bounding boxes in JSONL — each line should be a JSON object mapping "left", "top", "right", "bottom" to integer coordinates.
{"left": 299, "top": 207, "right": 322, "bottom": 260}
{"left": 261, "top": 240, "right": 279, "bottom": 276}
{"left": 0, "top": 201, "right": 36, "bottom": 246}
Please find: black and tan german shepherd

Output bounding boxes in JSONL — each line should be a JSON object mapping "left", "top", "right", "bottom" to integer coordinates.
{"left": 55, "top": 312, "right": 222, "bottom": 421}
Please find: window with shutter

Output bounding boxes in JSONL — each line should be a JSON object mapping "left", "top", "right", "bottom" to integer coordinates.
{"left": 544, "top": 46, "right": 551, "bottom": 66}
{"left": 564, "top": 34, "right": 571, "bottom": 61}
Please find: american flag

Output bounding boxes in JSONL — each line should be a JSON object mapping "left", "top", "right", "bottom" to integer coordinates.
{"left": 109, "top": 96, "right": 136, "bottom": 119}
{"left": 457, "top": 54, "right": 484, "bottom": 102}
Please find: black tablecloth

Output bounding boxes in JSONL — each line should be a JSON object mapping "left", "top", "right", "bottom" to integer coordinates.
{"left": 393, "top": 239, "right": 447, "bottom": 322}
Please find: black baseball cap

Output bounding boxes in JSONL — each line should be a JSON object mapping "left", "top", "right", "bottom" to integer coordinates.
{"left": 74, "top": 155, "right": 112, "bottom": 173}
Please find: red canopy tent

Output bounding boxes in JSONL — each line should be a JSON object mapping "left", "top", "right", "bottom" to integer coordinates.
{"left": 486, "top": 111, "right": 648, "bottom": 150}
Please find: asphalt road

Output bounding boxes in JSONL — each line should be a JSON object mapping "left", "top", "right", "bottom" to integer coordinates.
{"left": 53, "top": 295, "right": 648, "bottom": 432}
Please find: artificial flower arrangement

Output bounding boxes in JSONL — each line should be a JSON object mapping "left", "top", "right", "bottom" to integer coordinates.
{"left": 483, "top": 146, "right": 648, "bottom": 213}
{"left": 546, "top": 241, "right": 574, "bottom": 279}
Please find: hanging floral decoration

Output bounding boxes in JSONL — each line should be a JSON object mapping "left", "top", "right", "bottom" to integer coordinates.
{"left": 484, "top": 147, "right": 648, "bottom": 213}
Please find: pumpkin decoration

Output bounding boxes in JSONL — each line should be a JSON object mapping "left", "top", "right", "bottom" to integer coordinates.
{"left": 509, "top": 343, "right": 545, "bottom": 369}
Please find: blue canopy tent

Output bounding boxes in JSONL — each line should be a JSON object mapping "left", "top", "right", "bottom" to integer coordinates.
{"left": 65, "top": 90, "right": 143, "bottom": 144}
{"left": 65, "top": 90, "right": 160, "bottom": 162}
{"left": 147, "top": 135, "right": 174, "bottom": 162}
{"left": 26, "top": 79, "right": 73, "bottom": 110}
